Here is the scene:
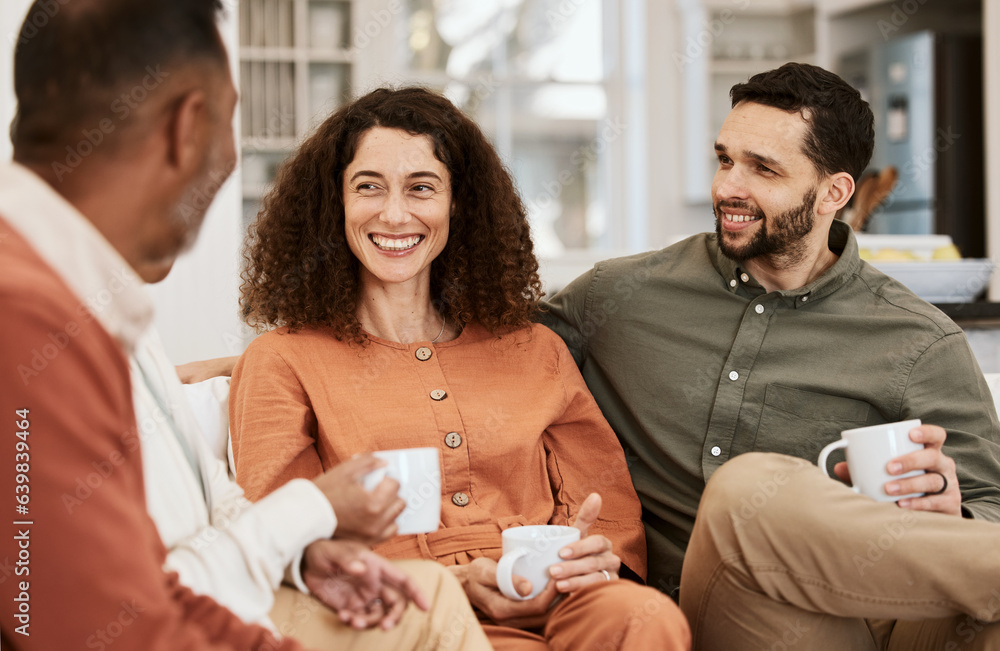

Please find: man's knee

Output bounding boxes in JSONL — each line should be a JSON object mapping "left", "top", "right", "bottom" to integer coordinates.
{"left": 391, "top": 559, "right": 461, "bottom": 600}
{"left": 891, "top": 616, "right": 1000, "bottom": 651}
{"left": 701, "top": 452, "right": 813, "bottom": 529}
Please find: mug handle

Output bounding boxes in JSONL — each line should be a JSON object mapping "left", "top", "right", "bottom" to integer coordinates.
{"left": 361, "top": 468, "right": 389, "bottom": 492}
{"left": 817, "top": 439, "right": 849, "bottom": 479}
{"left": 496, "top": 548, "right": 531, "bottom": 601}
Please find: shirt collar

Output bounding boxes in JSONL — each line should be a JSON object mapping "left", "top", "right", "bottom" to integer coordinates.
{"left": 0, "top": 162, "right": 153, "bottom": 352}
{"left": 710, "top": 219, "right": 862, "bottom": 307}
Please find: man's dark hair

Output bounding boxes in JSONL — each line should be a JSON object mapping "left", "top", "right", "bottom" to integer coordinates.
{"left": 730, "top": 62, "right": 874, "bottom": 182}
{"left": 12, "top": 0, "right": 226, "bottom": 162}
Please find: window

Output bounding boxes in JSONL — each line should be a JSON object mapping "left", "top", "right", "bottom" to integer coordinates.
{"left": 238, "top": 0, "right": 653, "bottom": 289}
{"left": 399, "top": 0, "right": 637, "bottom": 258}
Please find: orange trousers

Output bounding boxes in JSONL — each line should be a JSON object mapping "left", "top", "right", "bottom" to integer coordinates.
{"left": 483, "top": 578, "right": 691, "bottom": 650}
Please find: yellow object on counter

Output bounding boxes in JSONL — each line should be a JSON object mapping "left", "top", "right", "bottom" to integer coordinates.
{"left": 869, "top": 248, "right": 920, "bottom": 262}
{"left": 932, "top": 244, "right": 963, "bottom": 260}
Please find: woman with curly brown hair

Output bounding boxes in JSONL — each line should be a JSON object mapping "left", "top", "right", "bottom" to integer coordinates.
{"left": 229, "top": 87, "right": 689, "bottom": 650}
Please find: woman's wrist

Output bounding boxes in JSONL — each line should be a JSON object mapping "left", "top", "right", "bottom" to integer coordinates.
{"left": 447, "top": 563, "right": 470, "bottom": 589}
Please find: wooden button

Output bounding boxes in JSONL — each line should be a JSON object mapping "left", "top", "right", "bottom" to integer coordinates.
{"left": 452, "top": 492, "right": 469, "bottom": 506}
{"left": 415, "top": 347, "right": 432, "bottom": 361}
{"left": 430, "top": 389, "right": 447, "bottom": 401}
{"left": 445, "top": 432, "right": 462, "bottom": 448}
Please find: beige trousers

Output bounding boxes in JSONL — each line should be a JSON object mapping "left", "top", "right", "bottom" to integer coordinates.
{"left": 680, "top": 453, "right": 1000, "bottom": 651}
{"left": 270, "top": 559, "right": 493, "bottom": 651}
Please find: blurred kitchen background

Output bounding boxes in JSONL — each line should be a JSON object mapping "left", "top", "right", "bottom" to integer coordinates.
{"left": 3, "top": 0, "right": 1000, "bottom": 369}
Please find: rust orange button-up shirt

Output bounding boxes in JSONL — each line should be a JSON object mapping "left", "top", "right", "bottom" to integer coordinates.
{"left": 230, "top": 322, "right": 646, "bottom": 577}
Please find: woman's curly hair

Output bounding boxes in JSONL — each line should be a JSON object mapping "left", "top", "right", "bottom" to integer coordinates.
{"left": 240, "top": 87, "right": 543, "bottom": 343}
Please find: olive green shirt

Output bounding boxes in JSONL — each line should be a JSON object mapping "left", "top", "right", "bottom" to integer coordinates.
{"left": 541, "top": 220, "right": 1000, "bottom": 595}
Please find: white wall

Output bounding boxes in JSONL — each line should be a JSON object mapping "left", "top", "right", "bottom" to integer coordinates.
{"left": 0, "top": 3, "right": 244, "bottom": 364}
{"left": 0, "top": 0, "right": 32, "bottom": 162}
{"left": 987, "top": 0, "right": 1000, "bottom": 300}
{"left": 145, "top": 8, "right": 244, "bottom": 364}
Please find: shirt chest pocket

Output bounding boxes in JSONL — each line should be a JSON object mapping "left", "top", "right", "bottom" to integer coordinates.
{"left": 752, "top": 384, "right": 875, "bottom": 462}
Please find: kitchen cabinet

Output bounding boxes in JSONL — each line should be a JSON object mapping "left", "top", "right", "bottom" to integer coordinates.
{"left": 678, "top": 0, "right": 815, "bottom": 203}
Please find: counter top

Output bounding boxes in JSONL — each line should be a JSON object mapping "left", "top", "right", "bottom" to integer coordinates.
{"left": 935, "top": 302, "right": 1000, "bottom": 326}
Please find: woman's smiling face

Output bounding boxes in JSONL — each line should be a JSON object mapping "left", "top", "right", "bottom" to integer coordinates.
{"left": 343, "top": 127, "right": 452, "bottom": 290}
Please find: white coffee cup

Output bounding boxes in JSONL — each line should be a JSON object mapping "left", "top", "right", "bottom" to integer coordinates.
{"left": 816, "top": 419, "right": 925, "bottom": 501}
{"left": 361, "top": 447, "right": 441, "bottom": 535}
{"left": 495, "top": 525, "right": 581, "bottom": 601}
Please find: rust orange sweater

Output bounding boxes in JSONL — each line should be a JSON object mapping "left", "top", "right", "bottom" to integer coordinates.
{"left": 230, "top": 322, "right": 646, "bottom": 577}
{"left": 0, "top": 216, "right": 300, "bottom": 651}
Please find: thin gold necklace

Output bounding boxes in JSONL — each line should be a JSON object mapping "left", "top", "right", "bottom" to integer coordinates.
{"left": 431, "top": 316, "right": 447, "bottom": 343}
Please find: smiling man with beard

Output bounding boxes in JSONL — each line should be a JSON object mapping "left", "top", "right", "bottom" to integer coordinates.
{"left": 543, "top": 62, "right": 1000, "bottom": 649}
{"left": 714, "top": 186, "right": 816, "bottom": 267}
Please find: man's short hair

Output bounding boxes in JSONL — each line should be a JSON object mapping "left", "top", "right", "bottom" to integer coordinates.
{"left": 730, "top": 62, "right": 874, "bottom": 183}
{"left": 12, "top": 0, "right": 226, "bottom": 162}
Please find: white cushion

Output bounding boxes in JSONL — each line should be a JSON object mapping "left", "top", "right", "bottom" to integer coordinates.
{"left": 181, "top": 376, "right": 231, "bottom": 465}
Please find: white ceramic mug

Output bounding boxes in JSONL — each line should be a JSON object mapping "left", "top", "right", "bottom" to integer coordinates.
{"left": 495, "top": 525, "right": 581, "bottom": 601}
{"left": 816, "top": 419, "right": 925, "bottom": 501}
{"left": 362, "top": 447, "right": 440, "bottom": 535}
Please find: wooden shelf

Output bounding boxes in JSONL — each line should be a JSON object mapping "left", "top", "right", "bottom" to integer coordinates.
{"left": 241, "top": 183, "right": 274, "bottom": 200}
{"left": 239, "top": 0, "right": 354, "bottom": 212}
{"left": 240, "top": 46, "right": 352, "bottom": 63}
{"left": 241, "top": 136, "right": 298, "bottom": 151}
{"left": 703, "top": 0, "right": 813, "bottom": 13}
{"left": 817, "top": 0, "right": 892, "bottom": 17}
{"left": 710, "top": 55, "right": 816, "bottom": 76}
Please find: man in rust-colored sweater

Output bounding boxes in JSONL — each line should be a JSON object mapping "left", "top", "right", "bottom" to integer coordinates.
{"left": 0, "top": 1, "right": 299, "bottom": 648}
